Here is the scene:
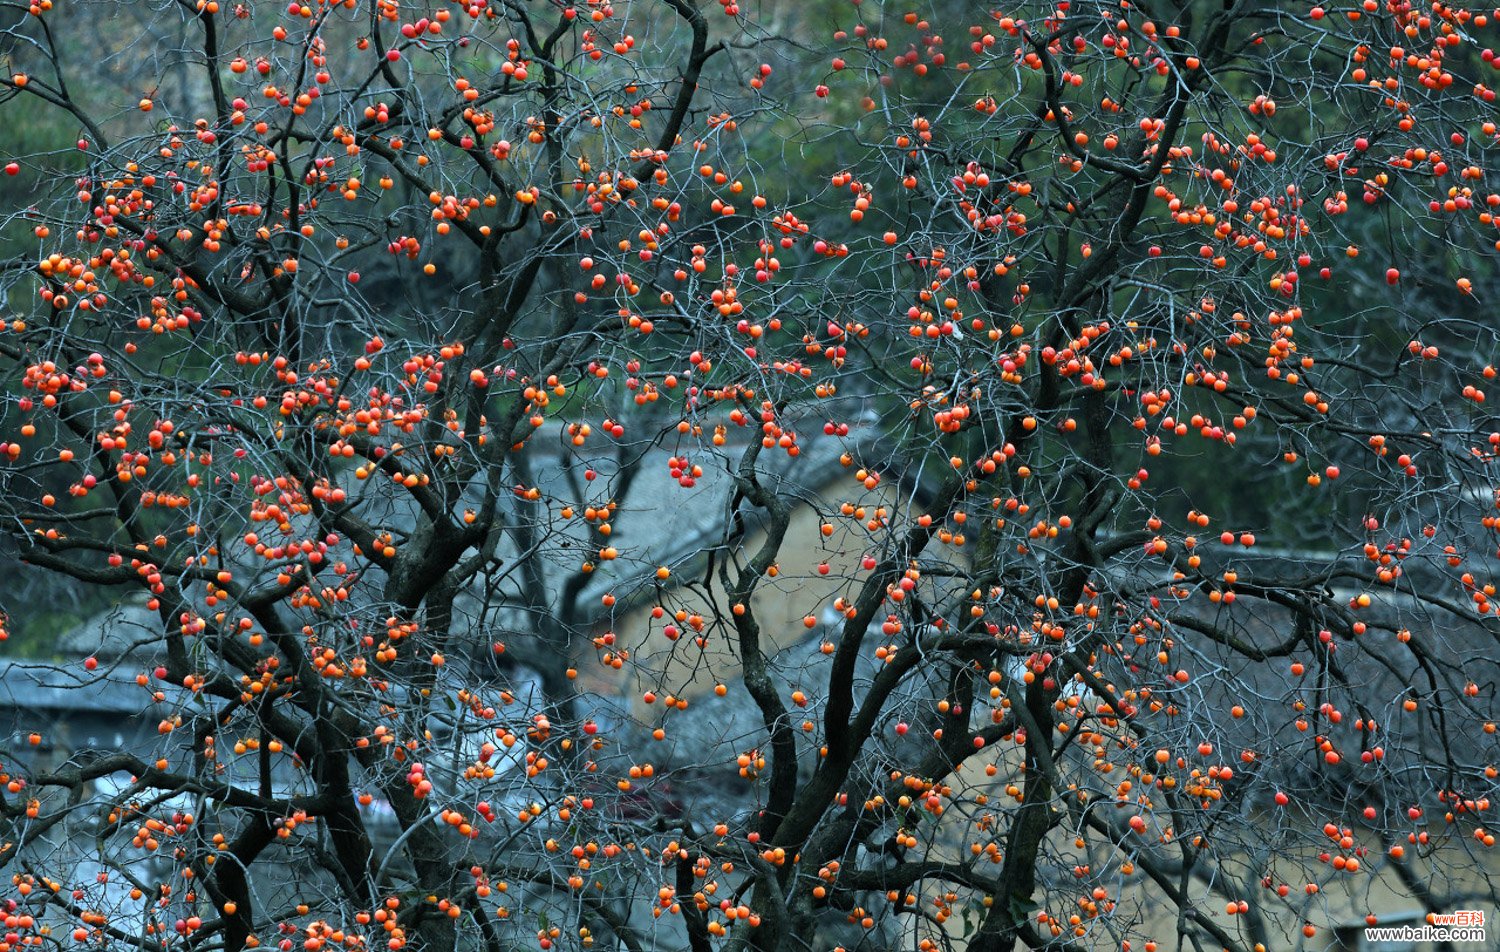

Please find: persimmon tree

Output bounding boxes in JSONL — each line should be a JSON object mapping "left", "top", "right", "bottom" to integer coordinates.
{"left": 3, "top": 0, "right": 1500, "bottom": 951}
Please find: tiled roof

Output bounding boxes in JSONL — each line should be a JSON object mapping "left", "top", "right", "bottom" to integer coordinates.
{"left": 58, "top": 598, "right": 163, "bottom": 660}
{"left": 0, "top": 660, "right": 159, "bottom": 715}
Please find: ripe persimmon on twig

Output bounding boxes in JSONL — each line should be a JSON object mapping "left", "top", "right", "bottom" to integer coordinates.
{"left": 0, "top": 2, "right": 1497, "bottom": 952}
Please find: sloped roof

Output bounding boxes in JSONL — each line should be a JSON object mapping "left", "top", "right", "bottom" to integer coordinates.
{"left": 0, "top": 659, "right": 159, "bottom": 715}
{"left": 57, "top": 597, "right": 164, "bottom": 661}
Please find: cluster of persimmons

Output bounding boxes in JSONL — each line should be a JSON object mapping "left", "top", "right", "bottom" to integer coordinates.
{"left": 1, "top": 1, "right": 1498, "bottom": 951}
